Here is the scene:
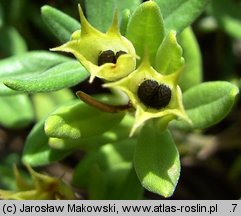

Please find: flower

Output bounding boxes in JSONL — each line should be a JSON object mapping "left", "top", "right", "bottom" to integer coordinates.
{"left": 51, "top": 5, "right": 136, "bottom": 83}
{"left": 104, "top": 53, "right": 191, "bottom": 136}
{"left": 0, "top": 165, "right": 75, "bottom": 200}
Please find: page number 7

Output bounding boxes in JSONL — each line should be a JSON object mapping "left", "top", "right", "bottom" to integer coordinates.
{"left": 232, "top": 204, "right": 237, "bottom": 212}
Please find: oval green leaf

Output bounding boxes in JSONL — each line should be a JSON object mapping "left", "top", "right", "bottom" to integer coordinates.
{"left": 41, "top": 5, "right": 80, "bottom": 43}
{"left": 134, "top": 124, "right": 180, "bottom": 197}
{"left": 3, "top": 60, "right": 89, "bottom": 94}
{"left": 22, "top": 118, "right": 71, "bottom": 167}
{"left": 154, "top": 0, "right": 210, "bottom": 33}
{"left": 0, "top": 51, "right": 70, "bottom": 95}
{"left": 155, "top": 31, "right": 184, "bottom": 75}
{"left": 45, "top": 99, "right": 125, "bottom": 139}
{"left": 126, "top": 1, "right": 165, "bottom": 65}
{"left": 108, "top": 166, "right": 144, "bottom": 200}
{"left": 72, "top": 139, "right": 136, "bottom": 194}
{"left": 48, "top": 114, "right": 134, "bottom": 150}
{"left": 32, "top": 89, "right": 74, "bottom": 121}
{"left": 0, "top": 94, "right": 34, "bottom": 128}
{"left": 178, "top": 27, "right": 202, "bottom": 91}
{"left": 174, "top": 81, "right": 239, "bottom": 130}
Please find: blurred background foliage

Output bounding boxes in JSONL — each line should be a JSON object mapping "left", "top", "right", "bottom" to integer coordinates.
{"left": 0, "top": 0, "right": 241, "bottom": 199}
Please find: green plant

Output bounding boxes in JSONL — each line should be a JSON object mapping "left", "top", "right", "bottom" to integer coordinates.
{"left": 0, "top": 0, "right": 239, "bottom": 199}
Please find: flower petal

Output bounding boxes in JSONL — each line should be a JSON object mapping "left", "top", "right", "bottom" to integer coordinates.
{"left": 104, "top": 53, "right": 190, "bottom": 135}
{"left": 51, "top": 5, "right": 136, "bottom": 82}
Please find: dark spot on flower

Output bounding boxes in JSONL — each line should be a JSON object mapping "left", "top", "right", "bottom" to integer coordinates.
{"left": 98, "top": 50, "right": 127, "bottom": 66}
{"left": 137, "top": 80, "right": 171, "bottom": 109}
{"left": 116, "top": 51, "right": 127, "bottom": 60}
{"left": 137, "top": 80, "right": 159, "bottom": 107}
{"left": 98, "top": 50, "right": 116, "bottom": 66}
{"left": 152, "top": 84, "right": 172, "bottom": 109}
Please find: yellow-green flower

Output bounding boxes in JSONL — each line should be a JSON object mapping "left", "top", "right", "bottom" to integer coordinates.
{"left": 51, "top": 5, "right": 136, "bottom": 83}
{"left": 104, "top": 54, "right": 191, "bottom": 136}
{"left": 0, "top": 165, "right": 75, "bottom": 200}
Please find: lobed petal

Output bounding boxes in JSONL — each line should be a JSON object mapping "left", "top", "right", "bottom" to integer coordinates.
{"left": 51, "top": 5, "right": 136, "bottom": 82}
{"left": 104, "top": 54, "right": 190, "bottom": 135}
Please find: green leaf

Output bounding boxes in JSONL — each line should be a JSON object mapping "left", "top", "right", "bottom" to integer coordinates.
{"left": 155, "top": 31, "right": 184, "bottom": 75}
{"left": 48, "top": 114, "right": 134, "bottom": 150}
{"left": 0, "top": 26, "right": 27, "bottom": 56}
{"left": 22, "top": 118, "right": 71, "bottom": 167}
{"left": 0, "top": 51, "right": 70, "bottom": 95}
{"left": 178, "top": 27, "right": 202, "bottom": 91}
{"left": 210, "top": 0, "right": 241, "bottom": 39}
{"left": 174, "top": 81, "right": 239, "bottom": 130}
{"left": 0, "top": 94, "right": 34, "bottom": 128}
{"left": 108, "top": 166, "right": 144, "bottom": 200}
{"left": 72, "top": 139, "right": 136, "bottom": 196}
{"left": 32, "top": 89, "right": 74, "bottom": 121}
{"left": 118, "top": 0, "right": 142, "bottom": 36}
{"left": 88, "top": 165, "right": 108, "bottom": 200}
{"left": 0, "top": 165, "right": 17, "bottom": 190}
{"left": 3, "top": 60, "right": 89, "bottom": 94}
{"left": 0, "top": 153, "right": 22, "bottom": 190}
{"left": 41, "top": 5, "right": 80, "bottom": 43}
{"left": 126, "top": 1, "right": 165, "bottom": 65}
{"left": 85, "top": 0, "right": 141, "bottom": 33}
{"left": 120, "top": 9, "right": 130, "bottom": 35}
{"left": 45, "top": 99, "right": 125, "bottom": 140}
{"left": 134, "top": 124, "right": 180, "bottom": 197}
{"left": 154, "top": 0, "right": 210, "bottom": 33}
{"left": 116, "top": 0, "right": 141, "bottom": 12}
{"left": 85, "top": 0, "right": 115, "bottom": 32}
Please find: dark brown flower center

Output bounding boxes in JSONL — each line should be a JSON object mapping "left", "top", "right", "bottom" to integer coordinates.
{"left": 137, "top": 79, "right": 171, "bottom": 109}
{"left": 98, "top": 50, "right": 127, "bottom": 66}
